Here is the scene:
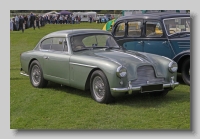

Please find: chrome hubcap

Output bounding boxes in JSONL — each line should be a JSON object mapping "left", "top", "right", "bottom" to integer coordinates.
{"left": 31, "top": 65, "right": 41, "bottom": 86}
{"left": 92, "top": 76, "right": 105, "bottom": 100}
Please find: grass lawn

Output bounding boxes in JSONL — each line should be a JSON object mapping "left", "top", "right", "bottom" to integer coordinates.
{"left": 10, "top": 23, "right": 190, "bottom": 129}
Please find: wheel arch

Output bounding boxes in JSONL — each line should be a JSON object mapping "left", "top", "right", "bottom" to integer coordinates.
{"left": 85, "top": 68, "right": 106, "bottom": 90}
{"left": 28, "top": 58, "right": 39, "bottom": 73}
{"left": 175, "top": 55, "right": 190, "bottom": 73}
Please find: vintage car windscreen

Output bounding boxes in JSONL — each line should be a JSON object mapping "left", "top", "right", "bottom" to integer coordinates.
{"left": 163, "top": 17, "right": 190, "bottom": 36}
{"left": 70, "top": 34, "right": 119, "bottom": 51}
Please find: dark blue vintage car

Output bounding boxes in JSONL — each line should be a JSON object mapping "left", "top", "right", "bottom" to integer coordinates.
{"left": 111, "top": 13, "right": 190, "bottom": 85}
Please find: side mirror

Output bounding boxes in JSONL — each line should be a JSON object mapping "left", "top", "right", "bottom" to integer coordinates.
{"left": 64, "top": 40, "right": 67, "bottom": 45}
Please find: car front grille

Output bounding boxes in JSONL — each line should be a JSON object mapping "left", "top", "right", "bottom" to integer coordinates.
{"left": 131, "top": 65, "right": 164, "bottom": 87}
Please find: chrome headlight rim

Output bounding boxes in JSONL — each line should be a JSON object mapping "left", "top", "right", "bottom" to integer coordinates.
{"left": 168, "top": 61, "right": 178, "bottom": 73}
{"left": 116, "top": 66, "right": 127, "bottom": 78}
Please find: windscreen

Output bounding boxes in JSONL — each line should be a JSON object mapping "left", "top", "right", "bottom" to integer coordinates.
{"left": 163, "top": 17, "right": 190, "bottom": 36}
{"left": 70, "top": 34, "right": 119, "bottom": 51}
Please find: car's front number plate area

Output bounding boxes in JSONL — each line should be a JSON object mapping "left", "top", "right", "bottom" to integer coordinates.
{"left": 141, "top": 84, "right": 163, "bottom": 93}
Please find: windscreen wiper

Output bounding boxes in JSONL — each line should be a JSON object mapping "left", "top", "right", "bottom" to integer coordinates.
{"left": 73, "top": 48, "right": 92, "bottom": 52}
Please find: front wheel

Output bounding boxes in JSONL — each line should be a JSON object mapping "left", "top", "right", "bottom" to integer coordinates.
{"left": 181, "top": 58, "right": 190, "bottom": 86}
{"left": 90, "top": 70, "right": 114, "bottom": 104}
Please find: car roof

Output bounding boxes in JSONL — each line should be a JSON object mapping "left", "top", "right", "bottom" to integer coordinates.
{"left": 44, "top": 29, "right": 112, "bottom": 38}
{"left": 116, "top": 13, "right": 190, "bottom": 22}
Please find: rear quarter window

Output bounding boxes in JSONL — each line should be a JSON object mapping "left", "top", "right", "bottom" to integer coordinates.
{"left": 40, "top": 38, "right": 52, "bottom": 50}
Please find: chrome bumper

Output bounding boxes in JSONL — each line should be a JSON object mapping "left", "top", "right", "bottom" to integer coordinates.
{"left": 20, "top": 71, "right": 29, "bottom": 77}
{"left": 110, "top": 77, "right": 179, "bottom": 94}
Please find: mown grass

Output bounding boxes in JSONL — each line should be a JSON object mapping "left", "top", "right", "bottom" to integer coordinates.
{"left": 10, "top": 23, "right": 190, "bottom": 129}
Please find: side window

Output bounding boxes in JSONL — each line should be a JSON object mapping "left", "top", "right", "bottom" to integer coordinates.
{"left": 146, "top": 21, "right": 163, "bottom": 37}
{"left": 51, "top": 38, "right": 65, "bottom": 51}
{"left": 40, "top": 38, "right": 52, "bottom": 50}
{"left": 128, "top": 21, "right": 142, "bottom": 37}
{"left": 114, "top": 22, "right": 125, "bottom": 37}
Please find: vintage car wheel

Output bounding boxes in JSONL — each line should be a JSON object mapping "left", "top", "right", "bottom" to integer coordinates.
{"left": 90, "top": 70, "right": 114, "bottom": 104}
{"left": 149, "top": 90, "right": 169, "bottom": 97}
{"left": 29, "top": 60, "right": 48, "bottom": 88}
{"left": 181, "top": 58, "right": 190, "bottom": 86}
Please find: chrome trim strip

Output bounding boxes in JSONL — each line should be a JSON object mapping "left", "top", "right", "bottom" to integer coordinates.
{"left": 177, "top": 42, "right": 190, "bottom": 44}
{"left": 179, "top": 45, "right": 190, "bottom": 47}
{"left": 110, "top": 82, "right": 179, "bottom": 93}
{"left": 20, "top": 71, "right": 29, "bottom": 77}
{"left": 179, "top": 47, "right": 190, "bottom": 49}
{"left": 113, "top": 51, "right": 143, "bottom": 61}
{"left": 70, "top": 62, "right": 97, "bottom": 68}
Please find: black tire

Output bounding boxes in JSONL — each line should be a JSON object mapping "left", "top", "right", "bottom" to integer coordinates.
{"left": 29, "top": 60, "right": 48, "bottom": 88}
{"left": 149, "top": 90, "right": 169, "bottom": 97}
{"left": 90, "top": 70, "right": 114, "bottom": 104}
{"left": 181, "top": 58, "right": 190, "bottom": 86}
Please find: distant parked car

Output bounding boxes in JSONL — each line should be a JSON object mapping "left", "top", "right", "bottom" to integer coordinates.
{"left": 112, "top": 13, "right": 190, "bottom": 85}
{"left": 20, "top": 29, "right": 179, "bottom": 104}
{"left": 101, "top": 16, "right": 109, "bottom": 23}
{"left": 104, "top": 14, "right": 112, "bottom": 20}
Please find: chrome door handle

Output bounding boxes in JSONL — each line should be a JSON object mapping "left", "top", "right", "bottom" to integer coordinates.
{"left": 43, "top": 56, "right": 49, "bottom": 59}
{"left": 162, "top": 41, "right": 167, "bottom": 44}
{"left": 138, "top": 41, "right": 144, "bottom": 44}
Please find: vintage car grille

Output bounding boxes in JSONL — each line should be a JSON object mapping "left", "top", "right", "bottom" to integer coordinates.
{"left": 131, "top": 65, "right": 164, "bottom": 87}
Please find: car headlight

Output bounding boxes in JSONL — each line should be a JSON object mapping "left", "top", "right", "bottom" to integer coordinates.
{"left": 116, "top": 66, "right": 127, "bottom": 78}
{"left": 168, "top": 61, "right": 178, "bottom": 73}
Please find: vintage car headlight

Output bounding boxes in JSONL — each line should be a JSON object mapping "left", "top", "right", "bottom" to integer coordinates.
{"left": 116, "top": 66, "right": 127, "bottom": 78}
{"left": 168, "top": 61, "right": 178, "bottom": 73}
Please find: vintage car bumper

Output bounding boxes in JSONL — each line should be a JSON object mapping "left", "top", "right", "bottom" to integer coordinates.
{"left": 110, "top": 77, "right": 179, "bottom": 94}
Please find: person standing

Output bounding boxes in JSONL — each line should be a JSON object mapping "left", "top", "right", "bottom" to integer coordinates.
{"left": 19, "top": 15, "right": 25, "bottom": 32}
{"left": 24, "top": 15, "right": 28, "bottom": 29}
{"left": 10, "top": 19, "right": 13, "bottom": 31}
{"left": 89, "top": 16, "right": 92, "bottom": 23}
{"left": 30, "top": 12, "right": 36, "bottom": 30}
{"left": 15, "top": 15, "right": 19, "bottom": 31}
{"left": 36, "top": 15, "right": 40, "bottom": 29}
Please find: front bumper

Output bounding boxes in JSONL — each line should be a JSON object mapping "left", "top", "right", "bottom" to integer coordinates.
{"left": 110, "top": 77, "right": 179, "bottom": 94}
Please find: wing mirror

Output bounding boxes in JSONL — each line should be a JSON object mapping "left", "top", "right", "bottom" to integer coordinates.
{"left": 64, "top": 40, "right": 67, "bottom": 45}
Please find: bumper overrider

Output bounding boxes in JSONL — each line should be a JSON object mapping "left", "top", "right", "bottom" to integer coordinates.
{"left": 110, "top": 76, "right": 179, "bottom": 94}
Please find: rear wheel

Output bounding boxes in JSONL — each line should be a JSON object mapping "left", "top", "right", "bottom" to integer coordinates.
{"left": 181, "top": 58, "right": 190, "bottom": 85}
{"left": 90, "top": 70, "right": 114, "bottom": 104}
{"left": 29, "top": 60, "right": 48, "bottom": 88}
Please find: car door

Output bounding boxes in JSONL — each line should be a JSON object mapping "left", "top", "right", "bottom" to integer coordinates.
{"left": 143, "top": 20, "right": 174, "bottom": 58}
{"left": 42, "top": 37, "right": 70, "bottom": 85}
{"left": 112, "top": 20, "right": 144, "bottom": 52}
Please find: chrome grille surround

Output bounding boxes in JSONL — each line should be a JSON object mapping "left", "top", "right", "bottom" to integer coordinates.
{"left": 131, "top": 65, "right": 164, "bottom": 87}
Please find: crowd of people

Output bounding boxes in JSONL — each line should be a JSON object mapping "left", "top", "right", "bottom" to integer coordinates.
{"left": 10, "top": 12, "right": 83, "bottom": 32}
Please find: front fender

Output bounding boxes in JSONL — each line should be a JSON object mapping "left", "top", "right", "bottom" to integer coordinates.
{"left": 172, "top": 50, "right": 190, "bottom": 73}
{"left": 173, "top": 49, "right": 190, "bottom": 63}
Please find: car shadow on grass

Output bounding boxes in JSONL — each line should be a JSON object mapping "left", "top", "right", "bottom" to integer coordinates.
{"left": 113, "top": 88, "right": 190, "bottom": 108}
{"left": 46, "top": 81, "right": 190, "bottom": 107}
{"left": 47, "top": 81, "right": 91, "bottom": 99}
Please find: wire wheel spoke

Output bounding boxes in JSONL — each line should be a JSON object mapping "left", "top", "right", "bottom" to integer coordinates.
{"left": 93, "top": 76, "right": 105, "bottom": 100}
{"left": 31, "top": 65, "right": 41, "bottom": 85}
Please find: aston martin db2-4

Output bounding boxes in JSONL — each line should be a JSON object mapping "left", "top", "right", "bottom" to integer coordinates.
{"left": 20, "top": 29, "right": 179, "bottom": 103}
